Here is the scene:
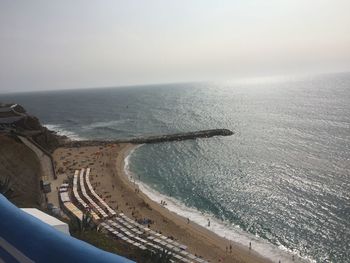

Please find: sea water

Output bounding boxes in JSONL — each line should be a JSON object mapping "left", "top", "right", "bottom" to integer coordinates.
{"left": 2, "top": 72, "right": 349, "bottom": 262}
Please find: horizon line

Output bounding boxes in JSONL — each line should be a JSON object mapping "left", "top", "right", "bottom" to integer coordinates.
{"left": 1, "top": 70, "right": 349, "bottom": 96}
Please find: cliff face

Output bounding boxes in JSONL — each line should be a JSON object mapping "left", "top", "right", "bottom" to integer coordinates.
{"left": 32, "top": 127, "right": 62, "bottom": 152}
{"left": 0, "top": 135, "right": 42, "bottom": 207}
{"left": 14, "top": 114, "right": 42, "bottom": 130}
{"left": 1, "top": 103, "right": 63, "bottom": 152}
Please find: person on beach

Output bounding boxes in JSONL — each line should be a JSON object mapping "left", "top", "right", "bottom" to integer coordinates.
{"left": 229, "top": 244, "right": 232, "bottom": 253}
{"left": 249, "top": 242, "right": 251, "bottom": 250}
{"left": 187, "top": 218, "right": 190, "bottom": 224}
{"left": 207, "top": 219, "right": 210, "bottom": 227}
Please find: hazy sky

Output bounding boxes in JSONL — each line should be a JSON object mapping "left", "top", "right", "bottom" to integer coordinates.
{"left": 1, "top": 0, "right": 350, "bottom": 93}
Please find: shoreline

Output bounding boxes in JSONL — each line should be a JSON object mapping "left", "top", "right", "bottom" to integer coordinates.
{"left": 52, "top": 142, "right": 304, "bottom": 262}
{"left": 120, "top": 144, "right": 310, "bottom": 263}
{"left": 116, "top": 143, "right": 271, "bottom": 263}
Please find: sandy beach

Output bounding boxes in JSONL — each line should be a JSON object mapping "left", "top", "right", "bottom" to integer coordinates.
{"left": 52, "top": 143, "right": 271, "bottom": 263}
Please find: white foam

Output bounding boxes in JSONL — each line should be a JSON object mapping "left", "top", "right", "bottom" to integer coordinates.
{"left": 44, "top": 124, "right": 86, "bottom": 141}
{"left": 124, "top": 146, "right": 315, "bottom": 263}
{"left": 82, "top": 119, "right": 130, "bottom": 130}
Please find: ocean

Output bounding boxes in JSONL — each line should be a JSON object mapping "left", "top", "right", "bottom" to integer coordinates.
{"left": 2, "top": 72, "right": 349, "bottom": 263}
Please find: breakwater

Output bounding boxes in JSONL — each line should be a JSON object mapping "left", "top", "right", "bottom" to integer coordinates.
{"left": 127, "top": 129, "right": 234, "bottom": 143}
{"left": 65, "top": 129, "right": 234, "bottom": 147}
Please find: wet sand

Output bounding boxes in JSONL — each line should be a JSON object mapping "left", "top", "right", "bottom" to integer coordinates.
{"left": 53, "top": 143, "right": 271, "bottom": 263}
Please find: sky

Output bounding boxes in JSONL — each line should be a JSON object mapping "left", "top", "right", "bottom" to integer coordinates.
{"left": 0, "top": 0, "right": 350, "bottom": 93}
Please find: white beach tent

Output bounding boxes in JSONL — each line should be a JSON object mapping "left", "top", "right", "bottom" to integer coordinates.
{"left": 21, "top": 208, "right": 70, "bottom": 235}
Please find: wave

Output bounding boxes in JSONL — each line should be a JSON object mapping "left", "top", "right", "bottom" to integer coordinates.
{"left": 124, "top": 146, "right": 314, "bottom": 263}
{"left": 44, "top": 124, "right": 86, "bottom": 141}
{"left": 82, "top": 119, "right": 131, "bottom": 130}
{"left": 91, "top": 126, "right": 127, "bottom": 134}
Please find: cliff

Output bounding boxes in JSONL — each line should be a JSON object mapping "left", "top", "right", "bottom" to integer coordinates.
{"left": 0, "top": 103, "right": 64, "bottom": 152}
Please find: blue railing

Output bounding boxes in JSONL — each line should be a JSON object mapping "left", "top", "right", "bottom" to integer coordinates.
{"left": 0, "top": 194, "right": 134, "bottom": 263}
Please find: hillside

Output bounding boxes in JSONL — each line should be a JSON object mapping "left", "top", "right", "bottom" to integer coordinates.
{"left": 0, "top": 134, "right": 42, "bottom": 207}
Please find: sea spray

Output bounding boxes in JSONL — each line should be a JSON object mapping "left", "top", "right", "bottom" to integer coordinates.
{"left": 44, "top": 124, "right": 86, "bottom": 141}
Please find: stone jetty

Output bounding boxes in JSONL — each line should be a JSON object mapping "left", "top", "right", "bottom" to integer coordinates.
{"left": 65, "top": 129, "right": 234, "bottom": 147}
{"left": 126, "top": 129, "right": 234, "bottom": 144}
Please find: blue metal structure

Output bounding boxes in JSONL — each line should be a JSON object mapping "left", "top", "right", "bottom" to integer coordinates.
{"left": 0, "top": 194, "right": 134, "bottom": 263}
